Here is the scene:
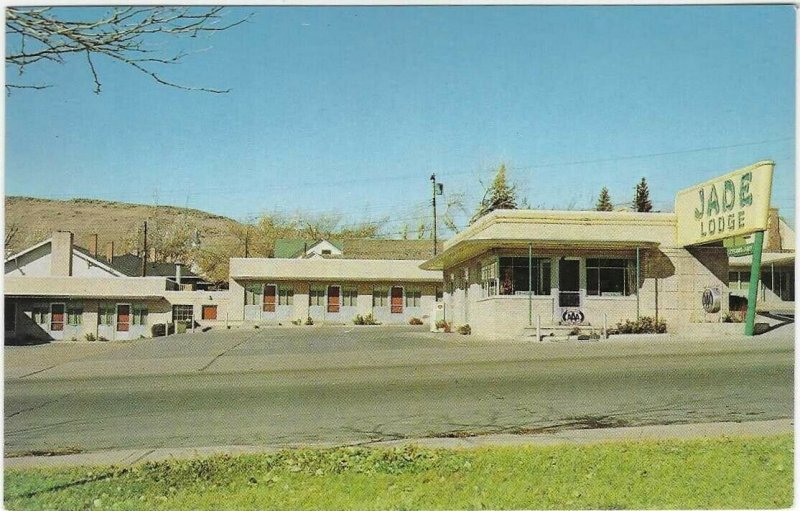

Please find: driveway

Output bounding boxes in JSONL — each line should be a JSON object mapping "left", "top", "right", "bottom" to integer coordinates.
{"left": 5, "top": 326, "right": 794, "bottom": 455}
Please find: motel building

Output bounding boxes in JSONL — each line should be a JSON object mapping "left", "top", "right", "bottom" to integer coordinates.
{"left": 4, "top": 231, "right": 228, "bottom": 342}
{"left": 420, "top": 161, "right": 784, "bottom": 340}
{"left": 228, "top": 239, "right": 443, "bottom": 325}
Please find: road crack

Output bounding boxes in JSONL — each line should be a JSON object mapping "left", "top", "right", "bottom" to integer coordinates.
{"left": 198, "top": 338, "right": 251, "bottom": 372}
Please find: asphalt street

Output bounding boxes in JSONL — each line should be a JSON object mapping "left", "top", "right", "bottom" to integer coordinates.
{"left": 5, "top": 325, "right": 794, "bottom": 454}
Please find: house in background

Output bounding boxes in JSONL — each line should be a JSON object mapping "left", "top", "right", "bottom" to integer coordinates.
{"left": 728, "top": 209, "right": 794, "bottom": 312}
{"left": 230, "top": 239, "right": 444, "bottom": 324}
{"left": 4, "top": 231, "right": 228, "bottom": 342}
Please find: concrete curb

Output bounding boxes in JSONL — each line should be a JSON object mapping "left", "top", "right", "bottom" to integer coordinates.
{"left": 5, "top": 419, "right": 792, "bottom": 469}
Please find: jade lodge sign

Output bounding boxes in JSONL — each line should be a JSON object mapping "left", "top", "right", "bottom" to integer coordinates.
{"left": 675, "top": 161, "right": 774, "bottom": 247}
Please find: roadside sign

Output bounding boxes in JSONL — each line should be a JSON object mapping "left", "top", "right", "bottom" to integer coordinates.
{"left": 727, "top": 243, "right": 754, "bottom": 257}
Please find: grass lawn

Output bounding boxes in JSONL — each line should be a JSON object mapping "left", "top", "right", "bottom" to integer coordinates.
{"left": 5, "top": 434, "right": 792, "bottom": 510}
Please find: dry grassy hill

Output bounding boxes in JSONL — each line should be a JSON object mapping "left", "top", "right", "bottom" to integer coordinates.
{"left": 5, "top": 196, "right": 241, "bottom": 255}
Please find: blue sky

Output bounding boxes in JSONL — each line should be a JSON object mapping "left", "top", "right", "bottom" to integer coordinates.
{"left": 5, "top": 5, "right": 796, "bottom": 234}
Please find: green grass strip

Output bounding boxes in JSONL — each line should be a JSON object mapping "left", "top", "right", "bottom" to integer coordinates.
{"left": 5, "top": 434, "right": 793, "bottom": 510}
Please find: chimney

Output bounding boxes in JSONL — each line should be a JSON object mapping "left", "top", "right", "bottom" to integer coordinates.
{"left": 50, "top": 231, "right": 74, "bottom": 276}
{"left": 766, "top": 208, "right": 781, "bottom": 252}
{"left": 175, "top": 263, "right": 183, "bottom": 287}
{"left": 105, "top": 241, "right": 115, "bottom": 263}
{"left": 90, "top": 234, "right": 98, "bottom": 258}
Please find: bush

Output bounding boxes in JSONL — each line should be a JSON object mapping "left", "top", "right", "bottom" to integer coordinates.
{"left": 98, "top": 336, "right": 110, "bottom": 342}
{"left": 409, "top": 317, "right": 423, "bottom": 325}
{"left": 435, "top": 319, "right": 452, "bottom": 333}
{"left": 353, "top": 314, "right": 380, "bottom": 326}
{"left": 291, "top": 319, "right": 302, "bottom": 326}
{"left": 305, "top": 316, "right": 314, "bottom": 326}
{"left": 69, "top": 336, "right": 80, "bottom": 342}
{"left": 151, "top": 323, "right": 166, "bottom": 337}
{"left": 615, "top": 316, "right": 667, "bottom": 334}
{"left": 457, "top": 324, "right": 471, "bottom": 335}
{"left": 84, "top": 333, "right": 96, "bottom": 342}
{"left": 568, "top": 327, "right": 581, "bottom": 336}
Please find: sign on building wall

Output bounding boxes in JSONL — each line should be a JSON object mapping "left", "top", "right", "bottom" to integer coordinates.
{"left": 674, "top": 161, "right": 774, "bottom": 247}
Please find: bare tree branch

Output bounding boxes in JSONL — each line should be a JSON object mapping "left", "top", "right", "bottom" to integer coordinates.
{"left": 6, "top": 7, "right": 251, "bottom": 93}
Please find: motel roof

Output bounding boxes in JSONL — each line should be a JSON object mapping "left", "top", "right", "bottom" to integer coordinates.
{"left": 230, "top": 257, "right": 442, "bottom": 282}
{"left": 273, "top": 238, "right": 442, "bottom": 260}
{"left": 420, "top": 209, "right": 676, "bottom": 271}
{"left": 4, "top": 276, "right": 171, "bottom": 299}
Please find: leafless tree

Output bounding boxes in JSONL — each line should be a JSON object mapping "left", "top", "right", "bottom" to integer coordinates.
{"left": 6, "top": 6, "right": 250, "bottom": 94}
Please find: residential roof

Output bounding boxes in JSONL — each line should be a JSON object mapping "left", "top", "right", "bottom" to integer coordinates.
{"left": 75, "top": 248, "right": 200, "bottom": 279}
{"left": 230, "top": 257, "right": 442, "bottom": 282}
{"left": 274, "top": 238, "right": 442, "bottom": 260}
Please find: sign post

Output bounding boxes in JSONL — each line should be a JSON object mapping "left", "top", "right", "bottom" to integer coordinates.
{"left": 744, "top": 231, "right": 765, "bottom": 336}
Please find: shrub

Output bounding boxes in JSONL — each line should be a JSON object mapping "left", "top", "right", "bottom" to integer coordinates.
{"left": 291, "top": 319, "right": 302, "bottom": 326}
{"left": 615, "top": 316, "right": 667, "bottom": 334}
{"left": 722, "top": 311, "right": 744, "bottom": 323}
{"left": 84, "top": 333, "right": 96, "bottom": 342}
{"left": 409, "top": 317, "right": 423, "bottom": 325}
{"left": 457, "top": 324, "right": 471, "bottom": 335}
{"left": 568, "top": 327, "right": 581, "bottom": 336}
{"left": 353, "top": 314, "right": 380, "bottom": 326}
{"left": 151, "top": 323, "right": 166, "bottom": 337}
{"left": 98, "top": 336, "right": 110, "bottom": 342}
{"left": 69, "top": 336, "right": 80, "bottom": 342}
{"left": 305, "top": 316, "right": 314, "bottom": 326}
{"left": 435, "top": 319, "right": 452, "bottom": 333}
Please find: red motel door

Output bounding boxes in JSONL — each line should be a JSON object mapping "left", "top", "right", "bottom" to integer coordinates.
{"left": 390, "top": 287, "right": 403, "bottom": 314}
{"left": 263, "top": 285, "right": 276, "bottom": 312}
{"left": 50, "top": 304, "right": 65, "bottom": 331}
{"left": 116, "top": 304, "right": 130, "bottom": 332}
{"left": 327, "top": 286, "right": 340, "bottom": 313}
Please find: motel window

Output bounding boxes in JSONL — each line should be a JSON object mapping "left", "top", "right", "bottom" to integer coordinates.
{"left": 372, "top": 287, "right": 388, "bottom": 307}
{"left": 5, "top": 301, "right": 15, "bottom": 332}
{"left": 172, "top": 304, "right": 194, "bottom": 323}
{"left": 342, "top": 287, "right": 358, "bottom": 307}
{"left": 33, "top": 305, "right": 48, "bottom": 325}
{"left": 586, "top": 259, "right": 636, "bottom": 297}
{"left": 435, "top": 286, "right": 443, "bottom": 302}
{"left": 405, "top": 288, "right": 421, "bottom": 308}
{"left": 309, "top": 287, "right": 326, "bottom": 307}
{"left": 132, "top": 305, "right": 148, "bottom": 326}
{"left": 99, "top": 305, "right": 115, "bottom": 326}
{"left": 728, "top": 272, "right": 740, "bottom": 289}
{"left": 245, "top": 283, "right": 264, "bottom": 306}
{"left": 321, "top": 249, "right": 332, "bottom": 255}
{"left": 278, "top": 286, "right": 294, "bottom": 306}
{"left": 498, "top": 257, "right": 551, "bottom": 296}
{"left": 759, "top": 269, "right": 794, "bottom": 302}
{"left": 481, "top": 260, "right": 499, "bottom": 297}
{"left": 67, "top": 304, "right": 83, "bottom": 326}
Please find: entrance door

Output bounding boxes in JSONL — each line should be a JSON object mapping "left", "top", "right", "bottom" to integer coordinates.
{"left": 116, "top": 304, "right": 130, "bottom": 332}
{"left": 390, "top": 286, "right": 404, "bottom": 314}
{"left": 558, "top": 259, "right": 583, "bottom": 323}
{"left": 327, "top": 285, "right": 340, "bottom": 313}
{"left": 263, "top": 285, "right": 277, "bottom": 313}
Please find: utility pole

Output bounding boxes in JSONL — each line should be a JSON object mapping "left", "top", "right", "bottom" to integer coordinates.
{"left": 141, "top": 221, "right": 148, "bottom": 277}
{"left": 430, "top": 174, "right": 443, "bottom": 255}
{"left": 244, "top": 225, "right": 250, "bottom": 258}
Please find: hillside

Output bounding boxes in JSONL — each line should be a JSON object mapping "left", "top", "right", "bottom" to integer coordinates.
{"left": 5, "top": 196, "right": 241, "bottom": 255}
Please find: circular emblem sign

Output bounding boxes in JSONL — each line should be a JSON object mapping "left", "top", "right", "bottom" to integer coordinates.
{"left": 702, "top": 287, "right": 721, "bottom": 313}
{"left": 561, "top": 309, "right": 585, "bottom": 324}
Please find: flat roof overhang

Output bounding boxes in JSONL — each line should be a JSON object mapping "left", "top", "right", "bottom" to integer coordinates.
{"left": 420, "top": 239, "right": 661, "bottom": 270}
{"left": 4, "top": 294, "right": 166, "bottom": 300}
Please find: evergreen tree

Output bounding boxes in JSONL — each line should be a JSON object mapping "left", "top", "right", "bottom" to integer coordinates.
{"left": 595, "top": 187, "right": 613, "bottom": 211}
{"left": 470, "top": 164, "right": 519, "bottom": 224}
{"left": 634, "top": 177, "right": 653, "bottom": 212}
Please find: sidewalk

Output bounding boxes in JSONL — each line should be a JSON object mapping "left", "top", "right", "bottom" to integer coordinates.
{"left": 5, "top": 418, "right": 792, "bottom": 469}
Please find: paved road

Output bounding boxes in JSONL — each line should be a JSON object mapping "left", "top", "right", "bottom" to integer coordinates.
{"left": 5, "top": 326, "right": 794, "bottom": 454}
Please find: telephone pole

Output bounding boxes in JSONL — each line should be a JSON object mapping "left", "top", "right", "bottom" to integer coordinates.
{"left": 244, "top": 225, "right": 250, "bottom": 258}
{"left": 430, "top": 174, "right": 442, "bottom": 256}
{"left": 141, "top": 221, "right": 148, "bottom": 277}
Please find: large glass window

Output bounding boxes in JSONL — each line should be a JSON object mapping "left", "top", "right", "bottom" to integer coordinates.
{"left": 5, "top": 301, "right": 15, "bottom": 332}
{"left": 497, "top": 257, "right": 551, "bottom": 296}
{"left": 405, "top": 288, "right": 421, "bottom": 307}
{"left": 309, "top": 287, "right": 326, "bottom": 306}
{"left": 586, "top": 258, "right": 635, "bottom": 296}
{"left": 172, "top": 304, "right": 194, "bottom": 322}
{"left": 67, "top": 304, "right": 83, "bottom": 326}
{"left": 342, "top": 287, "right": 358, "bottom": 307}
{"left": 278, "top": 286, "right": 294, "bottom": 306}
{"left": 132, "top": 305, "right": 148, "bottom": 326}
{"left": 99, "top": 304, "right": 115, "bottom": 325}
{"left": 245, "top": 283, "right": 264, "bottom": 306}
{"left": 372, "top": 287, "right": 388, "bottom": 307}
{"left": 33, "top": 305, "right": 48, "bottom": 325}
